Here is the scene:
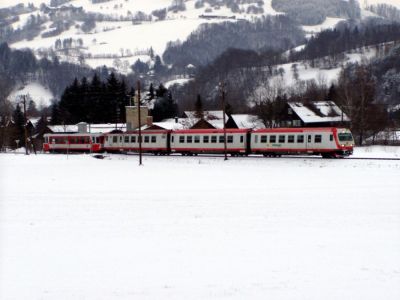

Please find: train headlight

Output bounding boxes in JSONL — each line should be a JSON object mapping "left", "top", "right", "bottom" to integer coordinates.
{"left": 341, "top": 144, "right": 345, "bottom": 147}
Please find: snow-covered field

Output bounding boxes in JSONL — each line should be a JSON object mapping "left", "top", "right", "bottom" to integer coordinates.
{"left": 1, "top": 152, "right": 400, "bottom": 300}
{"left": 8, "top": 81, "right": 55, "bottom": 107}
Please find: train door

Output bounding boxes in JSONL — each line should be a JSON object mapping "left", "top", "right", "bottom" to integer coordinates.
{"left": 246, "top": 131, "right": 251, "bottom": 154}
{"left": 306, "top": 133, "right": 312, "bottom": 152}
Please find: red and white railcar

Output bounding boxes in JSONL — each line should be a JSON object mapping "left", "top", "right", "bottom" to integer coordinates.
{"left": 170, "top": 129, "right": 251, "bottom": 155}
{"left": 103, "top": 130, "right": 170, "bottom": 154}
{"left": 251, "top": 127, "right": 354, "bottom": 158}
{"left": 43, "top": 133, "right": 104, "bottom": 153}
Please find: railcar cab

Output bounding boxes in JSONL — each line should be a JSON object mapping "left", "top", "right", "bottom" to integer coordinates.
{"left": 43, "top": 133, "right": 104, "bottom": 153}
{"left": 333, "top": 128, "right": 354, "bottom": 157}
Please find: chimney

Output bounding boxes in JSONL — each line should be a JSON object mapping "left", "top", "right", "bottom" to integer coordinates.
{"left": 77, "top": 122, "right": 88, "bottom": 133}
{"left": 147, "top": 115, "right": 153, "bottom": 127}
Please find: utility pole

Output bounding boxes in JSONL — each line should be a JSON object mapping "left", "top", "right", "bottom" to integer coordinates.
{"left": 220, "top": 82, "right": 228, "bottom": 161}
{"left": 22, "top": 95, "right": 29, "bottom": 155}
{"left": 137, "top": 80, "right": 143, "bottom": 166}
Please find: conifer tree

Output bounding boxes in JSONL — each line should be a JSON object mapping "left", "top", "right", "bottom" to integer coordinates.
{"left": 194, "top": 94, "right": 204, "bottom": 119}
{"left": 12, "top": 105, "right": 25, "bottom": 147}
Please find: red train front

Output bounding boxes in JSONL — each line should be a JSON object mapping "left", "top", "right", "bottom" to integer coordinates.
{"left": 43, "top": 133, "right": 104, "bottom": 153}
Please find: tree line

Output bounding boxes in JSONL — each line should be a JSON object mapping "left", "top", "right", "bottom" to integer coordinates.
{"left": 50, "top": 74, "right": 178, "bottom": 125}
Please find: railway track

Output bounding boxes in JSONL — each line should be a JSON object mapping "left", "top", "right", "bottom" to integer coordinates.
{"left": 120, "top": 152, "right": 400, "bottom": 161}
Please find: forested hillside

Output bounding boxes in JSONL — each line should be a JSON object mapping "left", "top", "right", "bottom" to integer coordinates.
{"left": 271, "top": 0, "right": 360, "bottom": 25}
{"left": 163, "top": 15, "right": 305, "bottom": 69}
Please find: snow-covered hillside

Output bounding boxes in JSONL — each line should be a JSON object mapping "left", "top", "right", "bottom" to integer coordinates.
{"left": 6, "top": 0, "right": 280, "bottom": 72}
{"left": 1, "top": 153, "right": 399, "bottom": 299}
{"left": 359, "top": 0, "right": 400, "bottom": 9}
{"left": 8, "top": 82, "right": 54, "bottom": 107}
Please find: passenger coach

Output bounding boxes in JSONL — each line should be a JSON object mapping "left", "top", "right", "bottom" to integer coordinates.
{"left": 170, "top": 129, "right": 251, "bottom": 156}
{"left": 103, "top": 130, "right": 170, "bottom": 154}
{"left": 251, "top": 127, "right": 354, "bottom": 158}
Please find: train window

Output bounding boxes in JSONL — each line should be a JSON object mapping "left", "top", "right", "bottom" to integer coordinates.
{"left": 338, "top": 133, "right": 353, "bottom": 141}
{"left": 254, "top": 135, "right": 258, "bottom": 143}
{"left": 105, "top": 136, "right": 108, "bottom": 142}
{"left": 219, "top": 136, "right": 225, "bottom": 143}
{"left": 144, "top": 136, "right": 150, "bottom": 143}
{"left": 211, "top": 136, "right": 217, "bottom": 143}
{"left": 279, "top": 135, "right": 285, "bottom": 143}
{"left": 203, "top": 136, "right": 209, "bottom": 143}
{"left": 119, "top": 136, "right": 123, "bottom": 143}
{"left": 131, "top": 136, "right": 136, "bottom": 143}
{"left": 179, "top": 136, "right": 185, "bottom": 143}
{"left": 260, "top": 135, "right": 267, "bottom": 143}
{"left": 171, "top": 136, "right": 174, "bottom": 143}
{"left": 227, "top": 135, "right": 233, "bottom": 143}
{"left": 151, "top": 136, "right": 156, "bottom": 143}
{"left": 187, "top": 136, "right": 193, "bottom": 143}
{"left": 297, "top": 135, "right": 304, "bottom": 143}
{"left": 315, "top": 135, "right": 322, "bottom": 143}
{"left": 288, "top": 135, "right": 295, "bottom": 143}
{"left": 124, "top": 136, "right": 129, "bottom": 143}
{"left": 240, "top": 136, "right": 244, "bottom": 143}
{"left": 194, "top": 136, "right": 200, "bottom": 143}
{"left": 270, "top": 135, "right": 276, "bottom": 143}
{"left": 92, "top": 137, "right": 95, "bottom": 143}
{"left": 113, "top": 136, "right": 118, "bottom": 143}
{"left": 330, "top": 134, "right": 333, "bottom": 141}
{"left": 308, "top": 135, "right": 312, "bottom": 143}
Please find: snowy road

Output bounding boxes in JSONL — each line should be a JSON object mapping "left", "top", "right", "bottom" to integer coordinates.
{"left": 1, "top": 154, "right": 400, "bottom": 299}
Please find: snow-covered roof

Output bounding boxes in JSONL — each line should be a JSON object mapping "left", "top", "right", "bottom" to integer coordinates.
{"left": 48, "top": 125, "right": 79, "bottom": 133}
{"left": 230, "top": 114, "right": 265, "bottom": 129}
{"left": 48, "top": 123, "right": 126, "bottom": 133}
{"left": 184, "top": 110, "right": 228, "bottom": 121}
{"left": 288, "top": 101, "right": 350, "bottom": 124}
{"left": 152, "top": 119, "right": 188, "bottom": 130}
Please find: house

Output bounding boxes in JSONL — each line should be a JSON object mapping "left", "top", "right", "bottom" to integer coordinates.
{"left": 226, "top": 114, "right": 265, "bottom": 129}
{"left": 183, "top": 110, "right": 228, "bottom": 129}
{"left": 280, "top": 101, "right": 350, "bottom": 128}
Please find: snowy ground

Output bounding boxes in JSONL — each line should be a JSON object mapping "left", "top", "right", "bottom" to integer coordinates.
{"left": 1, "top": 152, "right": 400, "bottom": 300}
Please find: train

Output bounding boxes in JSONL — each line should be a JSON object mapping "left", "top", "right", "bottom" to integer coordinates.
{"left": 43, "top": 127, "right": 354, "bottom": 158}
